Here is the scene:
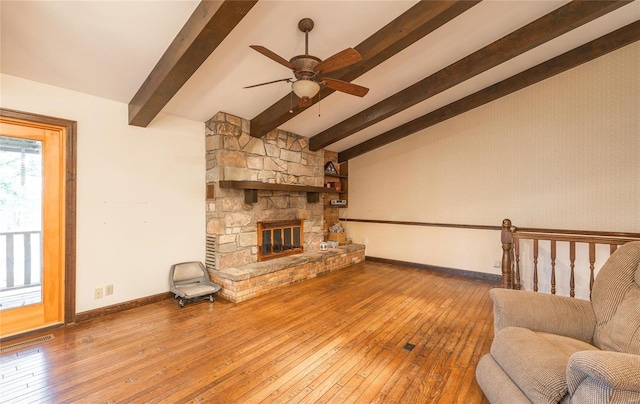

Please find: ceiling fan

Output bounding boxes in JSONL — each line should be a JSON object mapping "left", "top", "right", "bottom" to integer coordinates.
{"left": 245, "top": 18, "right": 369, "bottom": 108}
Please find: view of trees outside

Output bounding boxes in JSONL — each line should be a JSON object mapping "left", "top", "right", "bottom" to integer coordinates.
{"left": 0, "top": 136, "right": 43, "bottom": 291}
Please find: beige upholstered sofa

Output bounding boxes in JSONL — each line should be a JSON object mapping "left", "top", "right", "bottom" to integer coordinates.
{"left": 476, "top": 241, "right": 640, "bottom": 403}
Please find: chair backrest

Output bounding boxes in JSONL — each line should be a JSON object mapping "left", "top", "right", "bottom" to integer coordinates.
{"left": 171, "top": 261, "right": 207, "bottom": 284}
{"left": 591, "top": 241, "right": 640, "bottom": 354}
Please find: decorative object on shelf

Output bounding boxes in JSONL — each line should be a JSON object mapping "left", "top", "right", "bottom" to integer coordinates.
{"left": 329, "top": 224, "right": 344, "bottom": 233}
{"left": 328, "top": 223, "right": 347, "bottom": 244}
{"left": 319, "top": 242, "right": 328, "bottom": 251}
{"left": 324, "top": 161, "right": 338, "bottom": 175}
{"left": 328, "top": 232, "right": 346, "bottom": 244}
{"left": 323, "top": 181, "right": 340, "bottom": 191}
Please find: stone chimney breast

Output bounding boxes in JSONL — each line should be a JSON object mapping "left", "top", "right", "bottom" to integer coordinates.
{"left": 205, "top": 112, "right": 324, "bottom": 271}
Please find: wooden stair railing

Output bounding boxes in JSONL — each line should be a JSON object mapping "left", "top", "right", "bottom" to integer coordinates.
{"left": 500, "top": 219, "right": 640, "bottom": 298}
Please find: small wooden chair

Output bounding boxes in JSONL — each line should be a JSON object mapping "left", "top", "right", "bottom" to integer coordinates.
{"left": 169, "top": 261, "right": 221, "bottom": 307}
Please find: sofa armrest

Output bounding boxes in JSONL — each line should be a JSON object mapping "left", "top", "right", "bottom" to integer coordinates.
{"left": 567, "top": 351, "right": 640, "bottom": 400}
{"left": 490, "top": 289, "right": 596, "bottom": 343}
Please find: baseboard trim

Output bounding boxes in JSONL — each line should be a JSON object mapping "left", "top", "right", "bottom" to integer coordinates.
{"left": 75, "top": 292, "right": 173, "bottom": 323}
{"left": 365, "top": 256, "right": 501, "bottom": 282}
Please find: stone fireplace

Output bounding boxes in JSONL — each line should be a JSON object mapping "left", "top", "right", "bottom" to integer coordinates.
{"left": 205, "top": 112, "right": 324, "bottom": 271}
{"left": 204, "top": 112, "right": 365, "bottom": 302}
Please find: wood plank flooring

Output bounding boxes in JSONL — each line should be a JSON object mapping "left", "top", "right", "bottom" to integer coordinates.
{"left": 0, "top": 261, "right": 496, "bottom": 403}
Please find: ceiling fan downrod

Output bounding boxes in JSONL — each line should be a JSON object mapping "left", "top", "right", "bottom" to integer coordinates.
{"left": 298, "top": 18, "right": 314, "bottom": 55}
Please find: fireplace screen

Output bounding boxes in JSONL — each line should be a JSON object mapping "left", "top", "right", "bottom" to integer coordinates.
{"left": 258, "top": 219, "right": 304, "bottom": 261}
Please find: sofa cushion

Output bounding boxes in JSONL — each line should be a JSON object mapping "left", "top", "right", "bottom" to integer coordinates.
{"left": 595, "top": 284, "right": 640, "bottom": 354}
{"left": 476, "top": 355, "right": 532, "bottom": 404}
{"left": 592, "top": 242, "right": 640, "bottom": 351}
{"left": 567, "top": 350, "right": 640, "bottom": 402}
{"left": 491, "top": 327, "right": 598, "bottom": 403}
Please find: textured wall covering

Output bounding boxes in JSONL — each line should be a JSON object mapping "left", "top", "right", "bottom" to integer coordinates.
{"left": 341, "top": 42, "right": 639, "bottom": 282}
{"left": 349, "top": 42, "right": 639, "bottom": 233}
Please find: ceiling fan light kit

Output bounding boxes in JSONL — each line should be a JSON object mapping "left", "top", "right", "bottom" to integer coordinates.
{"left": 247, "top": 18, "right": 369, "bottom": 108}
{"left": 292, "top": 79, "right": 320, "bottom": 101}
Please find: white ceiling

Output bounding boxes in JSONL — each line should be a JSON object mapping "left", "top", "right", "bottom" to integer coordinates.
{"left": 2, "top": 0, "right": 639, "bottom": 153}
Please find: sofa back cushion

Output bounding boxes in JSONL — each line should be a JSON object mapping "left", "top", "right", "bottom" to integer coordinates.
{"left": 591, "top": 241, "right": 640, "bottom": 354}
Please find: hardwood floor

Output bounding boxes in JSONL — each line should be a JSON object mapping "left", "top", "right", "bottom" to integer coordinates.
{"left": 0, "top": 261, "right": 496, "bottom": 403}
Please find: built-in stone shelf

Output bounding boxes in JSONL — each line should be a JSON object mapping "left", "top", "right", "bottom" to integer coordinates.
{"left": 219, "top": 180, "right": 338, "bottom": 204}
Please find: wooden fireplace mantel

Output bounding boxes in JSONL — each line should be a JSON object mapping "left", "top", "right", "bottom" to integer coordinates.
{"left": 219, "top": 180, "right": 338, "bottom": 204}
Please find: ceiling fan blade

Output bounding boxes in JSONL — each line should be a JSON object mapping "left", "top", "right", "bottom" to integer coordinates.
{"left": 298, "top": 96, "right": 313, "bottom": 108}
{"left": 250, "top": 45, "right": 294, "bottom": 70}
{"left": 322, "top": 78, "right": 369, "bottom": 97}
{"left": 314, "top": 48, "right": 362, "bottom": 75}
{"left": 243, "top": 78, "right": 293, "bottom": 89}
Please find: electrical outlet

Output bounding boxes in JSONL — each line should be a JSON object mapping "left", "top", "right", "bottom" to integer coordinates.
{"left": 94, "top": 287, "right": 104, "bottom": 299}
{"left": 105, "top": 284, "right": 113, "bottom": 296}
{"left": 363, "top": 238, "right": 369, "bottom": 245}
{"left": 493, "top": 260, "right": 501, "bottom": 268}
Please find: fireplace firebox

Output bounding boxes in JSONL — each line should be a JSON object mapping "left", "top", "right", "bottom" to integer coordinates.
{"left": 257, "top": 219, "right": 304, "bottom": 261}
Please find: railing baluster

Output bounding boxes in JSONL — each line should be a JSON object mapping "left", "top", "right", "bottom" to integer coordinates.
{"left": 514, "top": 238, "right": 521, "bottom": 290}
{"left": 500, "top": 219, "right": 513, "bottom": 289}
{"left": 6, "top": 234, "right": 14, "bottom": 288}
{"left": 533, "top": 239, "right": 538, "bottom": 292}
{"left": 24, "top": 233, "right": 32, "bottom": 285}
{"left": 550, "top": 240, "right": 556, "bottom": 295}
{"left": 569, "top": 241, "right": 576, "bottom": 298}
{"left": 589, "top": 242, "right": 596, "bottom": 299}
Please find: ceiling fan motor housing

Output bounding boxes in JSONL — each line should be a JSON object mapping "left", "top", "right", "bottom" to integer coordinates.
{"left": 290, "top": 55, "right": 321, "bottom": 81}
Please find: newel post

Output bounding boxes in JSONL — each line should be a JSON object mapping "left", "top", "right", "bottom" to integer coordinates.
{"left": 501, "top": 218, "right": 514, "bottom": 289}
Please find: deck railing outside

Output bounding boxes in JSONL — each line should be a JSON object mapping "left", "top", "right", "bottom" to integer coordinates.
{"left": 1, "top": 230, "right": 42, "bottom": 291}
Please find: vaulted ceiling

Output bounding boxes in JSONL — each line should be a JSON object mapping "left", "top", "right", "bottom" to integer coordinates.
{"left": 2, "top": 1, "right": 639, "bottom": 162}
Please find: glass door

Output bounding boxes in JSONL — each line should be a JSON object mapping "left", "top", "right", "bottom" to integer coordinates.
{"left": 0, "top": 119, "right": 65, "bottom": 338}
{"left": 0, "top": 137, "right": 43, "bottom": 309}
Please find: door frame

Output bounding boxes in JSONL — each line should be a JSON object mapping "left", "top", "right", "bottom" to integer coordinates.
{"left": 1, "top": 108, "right": 77, "bottom": 325}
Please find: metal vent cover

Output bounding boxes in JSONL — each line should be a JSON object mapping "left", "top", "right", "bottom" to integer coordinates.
{"left": 1, "top": 334, "right": 54, "bottom": 353}
{"left": 206, "top": 235, "right": 216, "bottom": 271}
{"left": 403, "top": 342, "right": 415, "bottom": 352}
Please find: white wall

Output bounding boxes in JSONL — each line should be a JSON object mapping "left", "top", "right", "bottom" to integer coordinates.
{"left": 343, "top": 42, "right": 640, "bottom": 283}
{"left": 1, "top": 74, "right": 205, "bottom": 312}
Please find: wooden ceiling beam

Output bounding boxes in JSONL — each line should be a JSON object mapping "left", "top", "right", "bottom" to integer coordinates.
{"left": 128, "top": 0, "right": 258, "bottom": 127}
{"left": 310, "top": 0, "right": 631, "bottom": 151}
{"left": 338, "top": 21, "right": 640, "bottom": 162}
{"left": 248, "top": 0, "right": 481, "bottom": 138}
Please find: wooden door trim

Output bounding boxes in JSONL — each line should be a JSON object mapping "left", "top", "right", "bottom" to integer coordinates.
{"left": 0, "top": 108, "right": 77, "bottom": 324}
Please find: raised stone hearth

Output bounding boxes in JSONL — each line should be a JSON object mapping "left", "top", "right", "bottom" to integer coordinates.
{"left": 209, "top": 244, "right": 365, "bottom": 303}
